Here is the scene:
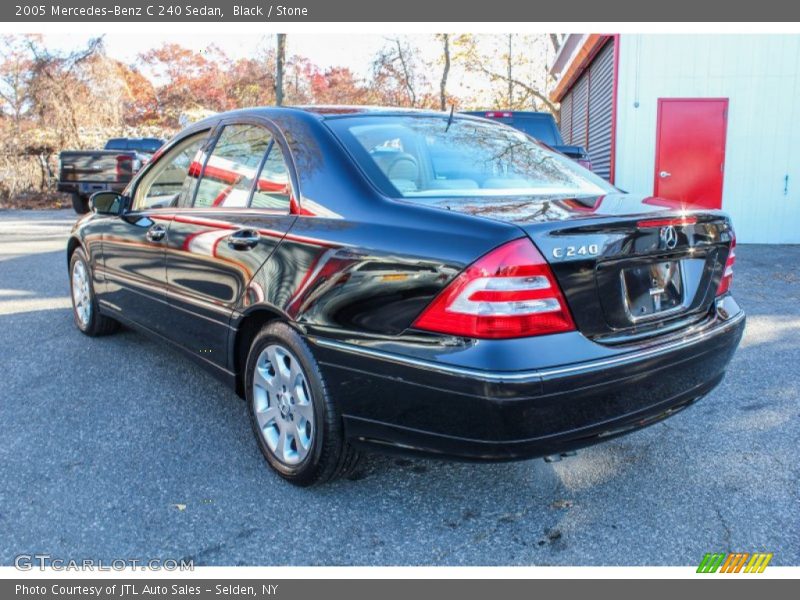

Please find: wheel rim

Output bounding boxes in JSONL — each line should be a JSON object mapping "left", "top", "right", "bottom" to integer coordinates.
{"left": 252, "top": 344, "right": 315, "bottom": 465}
{"left": 71, "top": 259, "right": 91, "bottom": 327}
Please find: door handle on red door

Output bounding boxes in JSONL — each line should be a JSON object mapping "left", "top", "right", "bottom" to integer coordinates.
{"left": 146, "top": 224, "right": 167, "bottom": 242}
{"left": 227, "top": 229, "right": 260, "bottom": 250}
{"left": 659, "top": 171, "right": 672, "bottom": 179}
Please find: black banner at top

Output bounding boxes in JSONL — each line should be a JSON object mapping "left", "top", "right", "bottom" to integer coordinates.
{"left": 4, "top": 0, "right": 800, "bottom": 22}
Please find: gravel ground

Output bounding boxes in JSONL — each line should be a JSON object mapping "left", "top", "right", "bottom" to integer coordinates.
{"left": 0, "top": 209, "right": 797, "bottom": 566}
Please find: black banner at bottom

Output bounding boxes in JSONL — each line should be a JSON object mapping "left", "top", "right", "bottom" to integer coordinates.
{"left": 2, "top": 579, "right": 793, "bottom": 600}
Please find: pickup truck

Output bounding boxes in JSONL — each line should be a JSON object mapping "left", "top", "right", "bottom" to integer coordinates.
{"left": 57, "top": 138, "right": 164, "bottom": 214}
{"left": 462, "top": 111, "right": 594, "bottom": 171}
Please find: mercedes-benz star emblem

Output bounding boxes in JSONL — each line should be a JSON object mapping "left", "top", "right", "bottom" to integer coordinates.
{"left": 660, "top": 225, "right": 678, "bottom": 250}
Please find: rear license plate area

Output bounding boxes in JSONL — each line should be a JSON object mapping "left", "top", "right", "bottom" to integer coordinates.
{"left": 621, "top": 260, "right": 684, "bottom": 321}
{"left": 79, "top": 182, "right": 110, "bottom": 194}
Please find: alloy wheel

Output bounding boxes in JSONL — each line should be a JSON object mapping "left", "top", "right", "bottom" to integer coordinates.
{"left": 71, "top": 259, "right": 92, "bottom": 327}
{"left": 252, "top": 344, "right": 315, "bottom": 465}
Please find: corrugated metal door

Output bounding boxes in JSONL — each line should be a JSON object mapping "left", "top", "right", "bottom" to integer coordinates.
{"left": 558, "top": 38, "right": 615, "bottom": 180}
{"left": 570, "top": 77, "right": 589, "bottom": 148}
{"left": 586, "top": 41, "right": 615, "bottom": 180}
{"left": 560, "top": 94, "right": 573, "bottom": 144}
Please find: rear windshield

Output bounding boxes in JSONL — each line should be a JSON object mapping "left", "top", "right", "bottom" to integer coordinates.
{"left": 105, "top": 139, "right": 163, "bottom": 154}
{"left": 327, "top": 115, "right": 614, "bottom": 200}
{"left": 104, "top": 139, "right": 128, "bottom": 150}
{"left": 495, "top": 117, "right": 559, "bottom": 145}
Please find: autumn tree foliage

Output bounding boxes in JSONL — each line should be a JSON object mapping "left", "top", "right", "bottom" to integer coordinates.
{"left": 0, "top": 35, "right": 35, "bottom": 131}
{"left": 0, "top": 36, "right": 169, "bottom": 201}
{"left": 460, "top": 33, "right": 559, "bottom": 113}
{"left": 370, "top": 37, "right": 438, "bottom": 108}
{"left": 309, "top": 67, "right": 370, "bottom": 105}
{"left": 139, "top": 43, "right": 236, "bottom": 126}
{"left": 0, "top": 32, "right": 562, "bottom": 203}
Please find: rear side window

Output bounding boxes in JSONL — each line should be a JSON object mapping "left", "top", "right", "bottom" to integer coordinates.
{"left": 251, "top": 143, "right": 292, "bottom": 210}
{"left": 193, "top": 124, "right": 272, "bottom": 208}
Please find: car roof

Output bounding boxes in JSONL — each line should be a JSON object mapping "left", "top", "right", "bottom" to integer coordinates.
{"left": 188, "top": 105, "right": 476, "bottom": 128}
{"left": 292, "top": 105, "right": 448, "bottom": 118}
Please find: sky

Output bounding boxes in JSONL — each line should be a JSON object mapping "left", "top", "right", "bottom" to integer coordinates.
{"left": 37, "top": 32, "right": 556, "bottom": 109}
{"left": 42, "top": 33, "right": 438, "bottom": 79}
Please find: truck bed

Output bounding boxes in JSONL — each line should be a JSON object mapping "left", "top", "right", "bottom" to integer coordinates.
{"left": 57, "top": 149, "right": 143, "bottom": 201}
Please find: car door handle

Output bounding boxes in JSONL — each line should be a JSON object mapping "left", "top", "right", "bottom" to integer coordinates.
{"left": 226, "top": 229, "right": 260, "bottom": 250}
{"left": 146, "top": 224, "right": 167, "bottom": 242}
{"left": 659, "top": 171, "right": 672, "bottom": 179}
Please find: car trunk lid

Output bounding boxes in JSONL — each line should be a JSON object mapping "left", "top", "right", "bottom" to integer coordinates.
{"left": 426, "top": 193, "right": 735, "bottom": 342}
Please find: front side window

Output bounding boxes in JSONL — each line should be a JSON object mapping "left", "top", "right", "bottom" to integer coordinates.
{"left": 193, "top": 124, "right": 273, "bottom": 209}
{"left": 133, "top": 132, "right": 208, "bottom": 210}
{"left": 327, "top": 116, "right": 615, "bottom": 200}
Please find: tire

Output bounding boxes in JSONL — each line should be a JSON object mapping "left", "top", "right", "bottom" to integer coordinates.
{"left": 69, "top": 247, "right": 118, "bottom": 337}
{"left": 71, "top": 193, "right": 89, "bottom": 214}
{"left": 246, "top": 322, "right": 361, "bottom": 486}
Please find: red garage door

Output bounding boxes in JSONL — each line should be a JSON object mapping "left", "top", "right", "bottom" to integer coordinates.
{"left": 654, "top": 98, "right": 728, "bottom": 209}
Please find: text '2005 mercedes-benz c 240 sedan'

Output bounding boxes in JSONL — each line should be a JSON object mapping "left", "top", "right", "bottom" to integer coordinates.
{"left": 67, "top": 106, "right": 744, "bottom": 486}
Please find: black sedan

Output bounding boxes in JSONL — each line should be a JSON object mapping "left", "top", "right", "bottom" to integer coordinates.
{"left": 67, "top": 107, "right": 744, "bottom": 486}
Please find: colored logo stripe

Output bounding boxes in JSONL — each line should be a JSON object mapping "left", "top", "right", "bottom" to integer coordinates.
{"left": 697, "top": 553, "right": 726, "bottom": 573}
{"left": 720, "top": 553, "right": 749, "bottom": 573}
{"left": 745, "top": 553, "right": 772, "bottom": 573}
{"left": 697, "top": 553, "right": 772, "bottom": 573}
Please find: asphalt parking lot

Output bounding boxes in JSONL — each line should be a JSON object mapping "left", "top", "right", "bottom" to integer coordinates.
{"left": 0, "top": 209, "right": 797, "bottom": 566}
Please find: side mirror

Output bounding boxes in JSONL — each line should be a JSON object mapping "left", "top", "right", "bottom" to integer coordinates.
{"left": 90, "top": 191, "right": 127, "bottom": 216}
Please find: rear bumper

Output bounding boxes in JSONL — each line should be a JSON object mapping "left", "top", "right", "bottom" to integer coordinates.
{"left": 57, "top": 182, "right": 127, "bottom": 195}
{"left": 309, "top": 297, "right": 745, "bottom": 461}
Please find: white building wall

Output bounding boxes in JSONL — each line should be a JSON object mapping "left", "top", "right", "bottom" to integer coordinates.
{"left": 614, "top": 34, "right": 800, "bottom": 244}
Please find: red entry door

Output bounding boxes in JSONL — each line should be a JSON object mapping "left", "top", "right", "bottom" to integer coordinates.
{"left": 654, "top": 99, "right": 728, "bottom": 209}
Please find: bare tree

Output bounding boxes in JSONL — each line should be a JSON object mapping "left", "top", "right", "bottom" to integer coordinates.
{"left": 438, "top": 34, "right": 450, "bottom": 111}
{"left": 500, "top": 74, "right": 559, "bottom": 114}
{"left": 371, "top": 37, "right": 425, "bottom": 107}
{"left": 506, "top": 34, "right": 514, "bottom": 108}
{"left": 463, "top": 34, "right": 559, "bottom": 114}
{"left": 0, "top": 36, "right": 131, "bottom": 199}
{"left": 393, "top": 37, "right": 417, "bottom": 107}
{"left": 0, "top": 36, "right": 34, "bottom": 131}
{"left": 25, "top": 36, "right": 107, "bottom": 146}
{"left": 275, "top": 33, "right": 286, "bottom": 106}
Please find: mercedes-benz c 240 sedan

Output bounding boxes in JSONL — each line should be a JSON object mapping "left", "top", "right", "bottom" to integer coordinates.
{"left": 68, "top": 107, "right": 744, "bottom": 485}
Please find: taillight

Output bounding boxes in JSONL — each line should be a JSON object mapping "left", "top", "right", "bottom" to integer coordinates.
{"left": 413, "top": 238, "right": 575, "bottom": 339}
{"left": 716, "top": 235, "right": 736, "bottom": 296}
{"left": 115, "top": 155, "right": 133, "bottom": 180}
{"left": 485, "top": 111, "right": 512, "bottom": 118}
